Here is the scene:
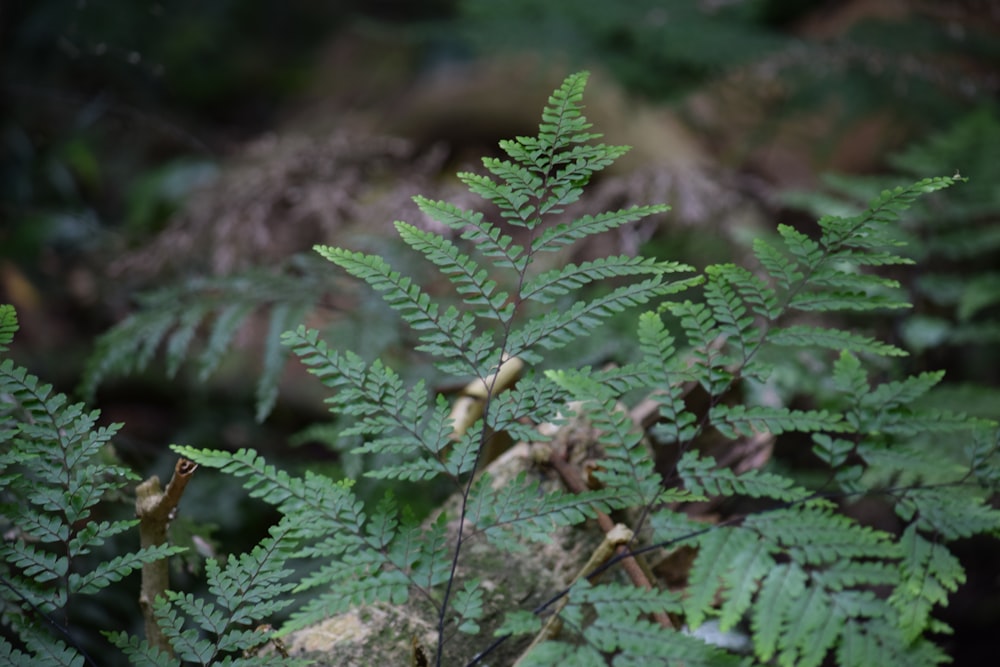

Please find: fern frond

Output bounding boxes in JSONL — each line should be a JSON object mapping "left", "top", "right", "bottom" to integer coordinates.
{"left": 80, "top": 257, "right": 329, "bottom": 421}
{"left": 171, "top": 444, "right": 457, "bottom": 637}
{"left": 79, "top": 308, "right": 175, "bottom": 400}
{"left": 4, "top": 634, "right": 85, "bottom": 667}
{"left": 676, "top": 451, "right": 811, "bottom": 502}
{"left": 70, "top": 544, "right": 182, "bottom": 594}
{"left": 281, "top": 327, "right": 458, "bottom": 476}
{"left": 685, "top": 526, "right": 775, "bottom": 630}
{"left": 531, "top": 204, "right": 671, "bottom": 254}
{"left": 893, "top": 485, "right": 1000, "bottom": 540}
{"left": 103, "top": 632, "right": 180, "bottom": 667}
{"left": 508, "top": 275, "right": 691, "bottom": 361}
{"left": 0, "top": 304, "right": 17, "bottom": 351}
{"left": 459, "top": 167, "right": 542, "bottom": 227}
{"left": 256, "top": 301, "right": 309, "bottom": 422}
{"left": 485, "top": 374, "right": 563, "bottom": 441}
{"left": 518, "top": 581, "right": 732, "bottom": 667}
{"left": 710, "top": 404, "right": 851, "bottom": 439}
{"left": 545, "top": 369, "right": 664, "bottom": 506}
{"left": 836, "top": 619, "right": 949, "bottom": 667}
{"left": 750, "top": 563, "right": 808, "bottom": 663}
{"left": 863, "top": 370, "right": 944, "bottom": 409}
{"left": 788, "top": 290, "right": 908, "bottom": 312}
{"left": 466, "top": 473, "right": 619, "bottom": 551}
{"left": 666, "top": 300, "right": 731, "bottom": 394}
{"left": 768, "top": 325, "right": 907, "bottom": 357}
{"left": 745, "top": 505, "right": 899, "bottom": 566}
{"left": 451, "top": 579, "right": 485, "bottom": 634}
{"left": 394, "top": 221, "right": 513, "bottom": 321}
{"left": 163, "top": 302, "right": 212, "bottom": 378}
{"left": 1, "top": 309, "right": 191, "bottom": 664}
{"left": 517, "top": 642, "right": 605, "bottom": 667}
{"left": 520, "top": 256, "right": 687, "bottom": 305}
{"left": 414, "top": 196, "right": 528, "bottom": 272}
{"left": 551, "top": 583, "right": 738, "bottom": 667}
{"left": 889, "top": 525, "right": 965, "bottom": 642}
{"left": 171, "top": 446, "right": 364, "bottom": 537}
{"left": 313, "top": 246, "right": 490, "bottom": 372}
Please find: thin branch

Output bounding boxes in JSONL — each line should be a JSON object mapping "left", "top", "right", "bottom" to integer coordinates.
{"left": 135, "top": 457, "right": 197, "bottom": 656}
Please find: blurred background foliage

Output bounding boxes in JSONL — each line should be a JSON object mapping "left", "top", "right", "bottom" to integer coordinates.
{"left": 2, "top": 0, "right": 999, "bottom": 664}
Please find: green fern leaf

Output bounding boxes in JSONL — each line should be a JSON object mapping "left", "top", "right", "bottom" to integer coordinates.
{"left": 769, "top": 325, "right": 907, "bottom": 357}
{"left": 685, "top": 526, "right": 771, "bottom": 629}
{"left": 8, "top": 635, "right": 85, "bottom": 667}
{"left": 459, "top": 168, "right": 540, "bottom": 226}
{"left": 79, "top": 256, "right": 332, "bottom": 420}
{"left": 751, "top": 563, "right": 808, "bottom": 663}
{"left": 676, "top": 451, "right": 811, "bottom": 502}
{"left": 890, "top": 525, "right": 965, "bottom": 642}
{"left": 395, "top": 221, "right": 513, "bottom": 320}
{"left": 3, "top": 541, "right": 65, "bottom": 584}
{"left": 789, "top": 290, "right": 909, "bottom": 312}
{"left": 862, "top": 370, "right": 944, "bottom": 409}
{"left": 196, "top": 301, "right": 255, "bottom": 381}
{"left": 710, "top": 404, "right": 851, "bottom": 439}
{"left": 414, "top": 196, "right": 527, "bottom": 272}
{"left": 314, "top": 246, "right": 483, "bottom": 361}
{"left": 104, "top": 632, "right": 180, "bottom": 667}
{"left": 70, "top": 544, "right": 183, "bottom": 594}
{"left": 531, "top": 205, "right": 670, "bottom": 254}
{"left": 778, "top": 586, "right": 844, "bottom": 667}
{"left": 163, "top": 303, "right": 211, "bottom": 378}
{"left": 545, "top": 369, "right": 664, "bottom": 505}
{"left": 707, "top": 262, "right": 780, "bottom": 325}
{"left": 78, "top": 309, "right": 175, "bottom": 400}
{"left": 589, "top": 617, "right": 740, "bottom": 667}
{"left": 518, "top": 642, "right": 606, "bottom": 667}
{"left": 0, "top": 304, "right": 17, "bottom": 352}
{"left": 521, "top": 256, "right": 686, "bottom": 304}
{"left": 666, "top": 300, "right": 732, "bottom": 394}
{"left": 753, "top": 237, "right": 804, "bottom": 291}
{"left": 635, "top": 311, "right": 699, "bottom": 442}
{"left": 746, "top": 505, "right": 898, "bottom": 566}
{"left": 832, "top": 350, "right": 870, "bottom": 397}
{"left": 452, "top": 579, "right": 485, "bottom": 634}
{"left": 835, "top": 619, "right": 948, "bottom": 667}
{"left": 466, "top": 472, "right": 618, "bottom": 550}
{"left": 282, "top": 335, "right": 458, "bottom": 477}
{"left": 256, "top": 301, "right": 308, "bottom": 422}
{"left": 494, "top": 609, "right": 543, "bottom": 638}
{"left": 894, "top": 486, "right": 1000, "bottom": 540}
{"left": 537, "top": 71, "right": 597, "bottom": 145}
{"left": 154, "top": 598, "right": 215, "bottom": 663}
{"left": 508, "top": 275, "right": 688, "bottom": 359}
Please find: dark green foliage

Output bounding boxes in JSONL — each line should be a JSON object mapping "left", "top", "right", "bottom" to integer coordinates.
{"left": 106, "top": 521, "right": 308, "bottom": 666}
{"left": 157, "top": 73, "right": 997, "bottom": 666}
{"left": 0, "top": 305, "right": 184, "bottom": 664}
{"left": 81, "top": 255, "right": 332, "bottom": 421}
{"left": 784, "top": 108, "right": 1000, "bottom": 423}
{"left": 5, "top": 73, "right": 1000, "bottom": 666}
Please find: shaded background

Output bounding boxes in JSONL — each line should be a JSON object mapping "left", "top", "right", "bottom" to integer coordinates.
{"left": 2, "top": 0, "right": 999, "bottom": 664}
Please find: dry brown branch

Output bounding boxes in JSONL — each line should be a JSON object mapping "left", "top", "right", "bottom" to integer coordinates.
{"left": 135, "top": 457, "right": 198, "bottom": 655}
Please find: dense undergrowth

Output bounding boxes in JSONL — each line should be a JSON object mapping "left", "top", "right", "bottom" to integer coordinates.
{"left": 3, "top": 71, "right": 999, "bottom": 667}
